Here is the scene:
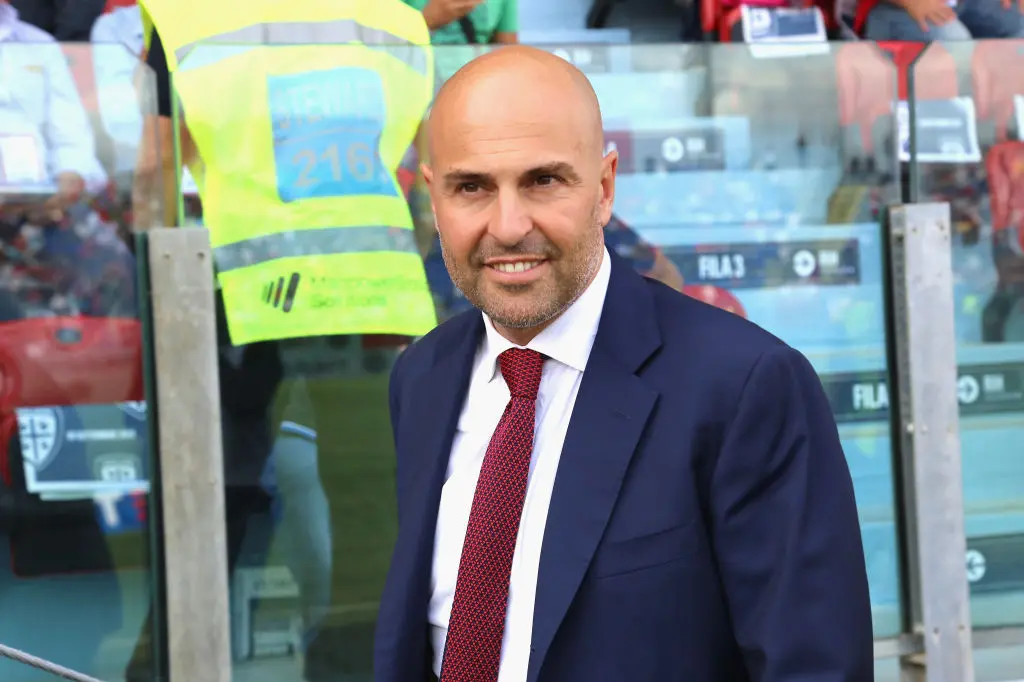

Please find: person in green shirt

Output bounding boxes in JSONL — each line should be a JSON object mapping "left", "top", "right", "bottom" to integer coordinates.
{"left": 404, "top": 0, "right": 518, "bottom": 89}
{"left": 404, "top": 0, "right": 518, "bottom": 44}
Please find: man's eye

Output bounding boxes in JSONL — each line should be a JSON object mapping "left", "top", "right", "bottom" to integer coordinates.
{"left": 535, "top": 175, "right": 560, "bottom": 186}
{"left": 457, "top": 183, "right": 480, "bottom": 193}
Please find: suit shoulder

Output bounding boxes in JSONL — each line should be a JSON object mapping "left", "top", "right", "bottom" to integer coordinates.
{"left": 395, "top": 309, "right": 479, "bottom": 378}
{"left": 640, "top": 280, "right": 820, "bottom": 422}
{"left": 647, "top": 279, "right": 791, "bottom": 367}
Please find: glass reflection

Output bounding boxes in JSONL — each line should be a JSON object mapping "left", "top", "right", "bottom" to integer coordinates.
{"left": 913, "top": 41, "right": 1024, "bottom": 650}
{"left": 0, "top": 35, "right": 156, "bottom": 682}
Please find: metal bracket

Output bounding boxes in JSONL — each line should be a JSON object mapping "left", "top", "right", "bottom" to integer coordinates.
{"left": 888, "top": 204, "right": 974, "bottom": 682}
{"left": 147, "top": 227, "right": 231, "bottom": 682}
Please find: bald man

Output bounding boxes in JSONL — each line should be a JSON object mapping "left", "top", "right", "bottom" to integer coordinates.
{"left": 374, "top": 46, "right": 873, "bottom": 682}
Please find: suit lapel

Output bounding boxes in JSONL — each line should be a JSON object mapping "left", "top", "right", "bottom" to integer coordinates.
{"left": 403, "top": 313, "right": 482, "bottom": 513}
{"left": 384, "top": 311, "right": 483, "bottom": 673}
{"left": 527, "top": 254, "right": 662, "bottom": 682}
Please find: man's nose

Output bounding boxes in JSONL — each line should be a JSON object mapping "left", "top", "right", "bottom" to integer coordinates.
{"left": 487, "top": 190, "right": 532, "bottom": 246}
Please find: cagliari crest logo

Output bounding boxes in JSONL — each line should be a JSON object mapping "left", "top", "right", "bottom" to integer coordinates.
{"left": 16, "top": 407, "right": 64, "bottom": 471}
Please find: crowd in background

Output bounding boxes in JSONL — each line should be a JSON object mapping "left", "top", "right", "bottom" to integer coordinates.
{"left": 3, "top": 0, "right": 1021, "bottom": 327}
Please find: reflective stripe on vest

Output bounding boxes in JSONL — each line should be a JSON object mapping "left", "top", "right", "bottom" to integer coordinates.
{"left": 175, "top": 20, "right": 428, "bottom": 75}
{"left": 214, "top": 225, "right": 419, "bottom": 272}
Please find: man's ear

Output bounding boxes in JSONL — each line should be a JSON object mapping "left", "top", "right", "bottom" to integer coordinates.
{"left": 597, "top": 149, "right": 618, "bottom": 226}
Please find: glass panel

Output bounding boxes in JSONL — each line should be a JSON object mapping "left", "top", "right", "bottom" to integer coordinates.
{"left": 875, "top": 658, "right": 902, "bottom": 682}
{"left": 0, "top": 41, "right": 161, "bottom": 681}
{"left": 912, "top": 40, "right": 1024, "bottom": 671}
{"left": 605, "top": 42, "right": 904, "bottom": 638}
{"left": 174, "top": 41, "right": 416, "bottom": 681}
{"left": 974, "top": 646, "right": 1024, "bottom": 681}
{"left": 172, "top": 40, "right": 904, "bottom": 682}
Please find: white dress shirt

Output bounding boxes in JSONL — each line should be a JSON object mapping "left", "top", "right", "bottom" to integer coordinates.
{"left": 429, "top": 247, "right": 612, "bottom": 681}
{"left": 0, "top": 3, "right": 107, "bottom": 194}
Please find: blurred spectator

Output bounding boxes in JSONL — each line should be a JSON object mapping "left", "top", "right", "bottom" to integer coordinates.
{"left": 408, "top": 0, "right": 517, "bottom": 44}
{"left": 0, "top": 0, "right": 132, "bottom": 320}
{"left": 9, "top": 0, "right": 105, "bottom": 41}
{"left": 90, "top": 3, "right": 199, "bottom": 196}
{"left": 89, "top": 1, "right": 144, "bottom": 181}
{"left": 404, "top": 0, "right": 517, "bottom": 85}
{"left": 855, "top": 0, "right": 1024, "bottom": 40}
{"left": 603, "top": 213, "right": 684, "bottom": 290}
{"left": 0, "top": 1, "right": 107, "bottom": 200}
{"left": 983, "top": 141, "right": 1024, "bottom": 342}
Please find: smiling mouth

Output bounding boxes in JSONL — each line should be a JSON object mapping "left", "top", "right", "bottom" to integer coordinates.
{"left": 489, "top": 261, "right": 544, "bottom": 273}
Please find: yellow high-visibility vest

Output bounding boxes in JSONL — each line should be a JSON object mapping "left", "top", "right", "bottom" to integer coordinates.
{"left": 139, "top": 0, "right": 438, "bottom": 345}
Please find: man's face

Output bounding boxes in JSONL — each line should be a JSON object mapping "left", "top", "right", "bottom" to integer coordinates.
{"left": 424, "top": 87, "right": 617, "bottom": 334}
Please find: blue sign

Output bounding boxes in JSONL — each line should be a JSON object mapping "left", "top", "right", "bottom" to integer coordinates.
{"left": 16, "top": 401, "right": 149, "bottom": 495}
{"left": 268, "top": 67, "right": 397, "bottom": 202}
{"left": 666, "top": 238, "right": 862, "bottom": 290}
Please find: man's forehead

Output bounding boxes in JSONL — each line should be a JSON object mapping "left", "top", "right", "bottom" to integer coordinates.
{"left": 439, "top": 158, "right": 580, "bottom": 181}
{"left": 431, "top": 113, "right": 587, "bottom": 159}
{"left": 435, "top": 97, "right": 580, "bottom": 133}
{"left": 428, "top": 63, "right": 603, "bottom": 170}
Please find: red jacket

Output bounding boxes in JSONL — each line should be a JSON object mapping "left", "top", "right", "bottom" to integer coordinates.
{"left": 853, "top": 0, "right": 877, "bottom": 34}
{"left": 987, "top": 142, "right": 1024, "bottom": 250}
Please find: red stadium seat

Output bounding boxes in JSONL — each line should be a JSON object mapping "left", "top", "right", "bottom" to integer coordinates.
{"left": 682, "top": 285, "right": 748, "bottom": 318}
{"left": 986, "top": 141, "right": 1024, "bottom": 251}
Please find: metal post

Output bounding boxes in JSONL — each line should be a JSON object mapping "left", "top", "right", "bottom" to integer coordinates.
{"left": 887, "top": 204, "right": 974, "bottom": 682}
{"left": 147, "top": 227, "right": 231, "bottom": 682}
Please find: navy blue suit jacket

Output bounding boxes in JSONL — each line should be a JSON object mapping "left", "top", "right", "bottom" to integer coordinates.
{"left": 375, "top": 250, "right": 874, "bottom": 682}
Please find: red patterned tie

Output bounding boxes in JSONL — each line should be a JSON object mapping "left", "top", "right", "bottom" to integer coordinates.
{"left": 440, "top": 347, "right": 546, "bottom": 682}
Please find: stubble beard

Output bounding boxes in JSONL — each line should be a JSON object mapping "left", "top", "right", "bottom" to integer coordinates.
{"left": 439, "top": 208, "right": 605, "bottom": 330}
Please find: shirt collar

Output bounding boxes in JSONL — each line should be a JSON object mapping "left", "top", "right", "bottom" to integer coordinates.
{"left": 479, "top": 246, "right": 611, "bottom": 382}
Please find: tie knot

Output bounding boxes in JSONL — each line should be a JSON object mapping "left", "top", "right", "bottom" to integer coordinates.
{"left": 498, "top": 348, "right": 545, "bottom": 399}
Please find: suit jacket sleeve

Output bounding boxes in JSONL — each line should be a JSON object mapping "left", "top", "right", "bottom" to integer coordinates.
{"left": 389, "top": 348, "right": 405, "bottom": 451}
{"left": 710, "top": 344, "right": 874, "bottom": 682}
{"left": 388, "top": 346, "right": 409, "bottom": 523}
